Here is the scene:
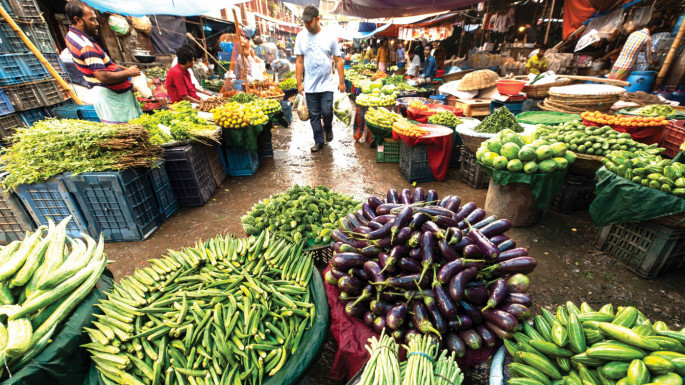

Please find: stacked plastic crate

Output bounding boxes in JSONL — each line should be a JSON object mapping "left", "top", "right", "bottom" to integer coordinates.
{"left": 0, "top": 0, "right": 69, "bottom": 141}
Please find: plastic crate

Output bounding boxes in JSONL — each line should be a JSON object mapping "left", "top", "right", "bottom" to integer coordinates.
{"left": 399, "top": 141, "right": 435, "bottom": 183}
{"left": 0, "top": 88, "right": 15, "bottom": 116}
{"left": 450, "top": 144, "right": 462, "bottom": 169}
{"left": 459, "top": 148, "right": 490, "bottom": 189}
{"left": 23, "top": 23, "right": 54, "bottom": 54}
{"left": 1, "top": 0, "right": 16, "bottom": 17}
{"left": 200, "top": 144, "right": 226, "bottom": 188}
{"left": 35, "top": 79, "right": 66, "bottom": 106}
{"left": 64, "top": 168, "right": 160, "bottom": 242}
{"left": 0, "top": 113, "right": 23, "bottom": 143}
{"left": 51, "top": 102, "right": 82, "bottom": 119}
{"left": 0, "top": 172, "right": 35, "bottom": 244}
{"left": 14, "top": 177, "right": 90, "bottom": 239}
{"left": 148, "top": 161, "right": 178, "bottom": 221}
{"left": 658, "top": 120, "right": 685, "bottom": 159}
{"left": 376, "top": 138, "right": 400, "bottom": 163}
{"left": 490, "top": 100, "right": 524, "bottom": 116}
{"left": 8, "top": 0, "right": 41, "bottom": 18}
{"left": 595, "top": 221, "right": 685, "bottom": 278}
{"left": 3, "top": 82, "right": 42, "bottom": 110}
{"left": 43, "top": 52, "right": 68, "bottom": 78}
{"left": 0, "top": 54, "right": 31, "bottom": 85}
{"left": 257, "top": 128, "right": 273, "bottom": 158}
{"left": 17, "top": 52, "right": 48, "bottom": 79}
{"left": 224, "top": 146, "right": 260, "bottom": 177}
{"left": 0, "top": 22, "right": 24, "bottom": 53}
{"left": 163, "top": 144, "right": 216, "bottom": 206}
{"left": 217, "top": 51, "right": 232, "bottom": 61}
{"left": 18, "top": 107, "right": 47, "bottom": 126}
{"left": 550, "top": 173, "right": 596, "bottom": 213}
{"left": 77, "top": 104, "right": 99, "bottom": 121}
{"left": 305, "top": 244, "right": 334, "bottom": 266}
{"left": 281, "top": 100, "right": 292, "bottom": 126}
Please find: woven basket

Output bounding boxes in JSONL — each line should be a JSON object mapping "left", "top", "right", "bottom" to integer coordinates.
{"left": 521, "top": 78, "right": 574, "bottom": 98}
{"left": 461, "top": 133, "right": 493, "bottom": 153}
{"left": 569, "top": 153, "right": 604, "bottom": 176}
{"left": 457, "top": 70, "right": 499, "bottom": 91}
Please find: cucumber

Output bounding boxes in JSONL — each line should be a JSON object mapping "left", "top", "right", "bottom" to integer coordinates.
{"left": 632, "top": 325, "right": 655, "bottom": 337}
{"left": 601, "top": 362, "right": 630, "bottom": 380}
{"left": 598, "top": 323, "right": 660, "bottom": 351}
{"left": 642, "top": 355, "right": 674, "bottom": 375}
{"left": 573, "top": 353, "right": 609, "bottom": 366}
{"left": 519, "top": 351, "right": 564, "bottom": 380}
{"left": 578, "top": 313, "right": 615, "bottom": 323}
{"left": 536, "top": 315, "right": 554, "bottom": 342}
{"left": 646, "top": 336, "right": 685, "bottom": 353}
{"left": 612, "top": 307, "right": 638, "bottom": 328}
{"left": 569, "top": 313, "right": 587, "bottom": 354}
{"left": 586, "top": 345, "right": 646, "bottom": 361}
{"left": 627, "top": 359, "right": 650, "bottom": 385}
{"left": 510, "top": 363, "right": 553, "bottom": 385}
{"left": 552, "top": 320, "right": 570, "bottom": 347}
{"left": 650, "top": 373, "right": 682, "bottom": 385}
{"left": 529, "top": 339, "right": 574, "bottom": 358}
{"left": 510, "top": 378, "right": 548, "bottom": 385}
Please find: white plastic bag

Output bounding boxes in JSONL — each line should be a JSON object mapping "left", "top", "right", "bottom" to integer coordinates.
{"left": 295, "top": 94, "right": 309, "bottom": 121}
{"left": 131, "top": 73, "right": 152, "bottom": 98}
{"left": 333, "top": 92, "right": 352, "bottom": 125}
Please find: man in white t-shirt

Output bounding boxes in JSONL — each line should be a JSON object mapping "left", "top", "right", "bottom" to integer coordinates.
{"left": 405, "top": 49, "right": 421, "bottom": 77}
{"left": 295, "top": 4, "right": 345, "bottom": 152}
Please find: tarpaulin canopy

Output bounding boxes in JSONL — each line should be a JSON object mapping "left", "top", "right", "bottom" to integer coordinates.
{"left": 82, "top": 0, "right": 250, "bottom": 17}
{"left": 327, "top": 23, "right": 393, "bottom": 40}
{"left": 275, "top": 0, "right": 319, "bottom": 7}
{"left": 335, "top": 0, "right": 481, "bottom": 19}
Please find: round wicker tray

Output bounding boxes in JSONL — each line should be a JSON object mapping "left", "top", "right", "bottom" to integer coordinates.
{"left": 520, "top": 78, "right": 573, "bottom": 98}
{"left": 569, "top": 153, "right": 604, "bottom": 176}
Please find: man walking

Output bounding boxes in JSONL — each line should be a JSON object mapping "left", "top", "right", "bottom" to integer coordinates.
{"left": 608, "top": 19, "right": 660, "bottom": 81}
{"left": 65, "top": 0, "right": 142, "bottom": 123}
{"left": 295, "top": 4, "right": 345, "bottom": 152}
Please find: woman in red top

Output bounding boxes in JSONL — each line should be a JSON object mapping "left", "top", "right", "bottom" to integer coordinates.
{"left": 166, "top": 45, "right": 204, "bottom": 103}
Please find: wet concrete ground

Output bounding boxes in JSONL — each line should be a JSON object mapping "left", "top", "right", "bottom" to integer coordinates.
{"left": 106, "top": 112, "right": 685, "bottom": 385}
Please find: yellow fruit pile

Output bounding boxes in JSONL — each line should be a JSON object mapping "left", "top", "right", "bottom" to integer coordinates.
{"left": 212, "top": 102, "right": 269, "bottom": 129}
{"left": 392, "top": 119, "right": 430, "bottom": 138}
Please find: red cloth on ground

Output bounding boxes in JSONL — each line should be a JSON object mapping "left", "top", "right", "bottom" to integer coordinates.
{"left": 393, "top": 124, "right": 453, "bottom": 181}
{"left": 165, "top": 63, "right": 198, "bottom": 103}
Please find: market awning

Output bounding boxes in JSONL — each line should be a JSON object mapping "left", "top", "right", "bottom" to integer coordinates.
{"left": 82, "top": 0, "right": 250, "bottom": 17}
{"left": 327, "top": 23, "right": 393, "bottom": 40}
{"left": 253, "top": 12, "right": 302, "bottom": 29}
{"left": 334, "top": 0, "right": 481, "bottom": 19}
{"left": 274, "top": 0, "right": 319, "bottom": 7}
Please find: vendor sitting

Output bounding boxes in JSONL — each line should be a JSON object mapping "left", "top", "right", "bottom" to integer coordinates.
{"left": 405, "top": 49, "right": 421, "bottom": 77}
{"left": 166, "top": 45, "right": 209, "bottom": 104}
{"left": 416, "top": 45, "right": 437, "bottom": 85}
{"left": 526, "top": 44, "right": 548, "bottom": 75}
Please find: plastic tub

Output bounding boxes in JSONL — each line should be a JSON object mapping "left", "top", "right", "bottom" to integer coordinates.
{"left": 625, "top": 71, "right": 655, "bottom": 93}
{"left": 496, "top": 79, "right": 526, "bottom": 95}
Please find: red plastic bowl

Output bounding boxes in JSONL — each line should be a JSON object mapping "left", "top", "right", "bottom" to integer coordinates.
{"left": 496, "top": 79, "right": 526, "bottom": 95}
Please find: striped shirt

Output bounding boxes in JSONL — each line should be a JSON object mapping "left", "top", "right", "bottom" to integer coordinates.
{"left": 65, "top": 26, "right": 132, "bottom": 93}
{"left": 613, "top": 28, "right": 651, "bottom": 70}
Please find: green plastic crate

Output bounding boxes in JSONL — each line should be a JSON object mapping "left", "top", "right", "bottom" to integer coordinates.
{"left": 375, "top": 139, "right": 400, "bottom": 163}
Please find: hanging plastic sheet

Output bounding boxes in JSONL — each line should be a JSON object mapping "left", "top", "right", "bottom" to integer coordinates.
{"left": 83, "top": 0, "right": 250, "bottom": 17}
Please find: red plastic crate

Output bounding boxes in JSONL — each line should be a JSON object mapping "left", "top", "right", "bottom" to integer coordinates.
{"left": 658, "top": 120, "right": 685, "bottom": 159}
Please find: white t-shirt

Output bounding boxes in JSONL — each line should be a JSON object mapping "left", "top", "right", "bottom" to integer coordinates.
{"left": 406, "top": 55, "right": 421, "bottom": 76}
{"left": 294, "top": 28, "right": 341, "bottom": 93}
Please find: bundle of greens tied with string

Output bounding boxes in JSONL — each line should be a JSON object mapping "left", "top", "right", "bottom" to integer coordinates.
{"left": 129, "top": 101, "right": 219, "bottom": 145}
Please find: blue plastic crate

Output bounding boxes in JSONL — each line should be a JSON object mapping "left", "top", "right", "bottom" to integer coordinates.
{"left": 18, "top": 107, "right": 47, "bottom": 126}
{"left": 490, "top": 100, "right": 524, "bottom": 116}
{"left": 17, "top": 52, "right": 49, "bottom": 79}
{"left": 43, "top": 53, "right": 68, "bottom": 78}
{"left": 51, "top": 102, "right": 81, "bottom": 119}
{"left": 224, "top": 146, "right": 259, "bottom": 177}
{"left": 76, "top": 105, "right": 99, "bottom": 121}
{"left": 15, "top": 177, "right": 90, "bottom": 239}
{"left": 219, "top": 41, "right": 234, "bottom": 53}
{"left": 429, "top": 94, "right": 447, "bottom": 103}
{"left": 148, "top": 161, "right": 178, "bottom": 221}
{"left": 218, "top": 51, "right": 232, "bottom": 62}
{"left": 0, "top": 54, "right": 31, "bottom": 85}
{"left": 399, "top": 141, "right": 435, "bottom": 183}
{"left": 0, "top": 0, "right": 15, "bottom": 17}
{"left": 0, "top": 172, "right": 35, "bottom": 244}
{"left": 163, "top": 144, "right": 215, "bottom": 206}
{"left": 0, "top": 113, "right": 22, "bottom": 143}
{"left": 64, "top": 168, "right": 161, "bottom": 242}
{"left": 0, "top": 88, "right": 15, "bottom": 116}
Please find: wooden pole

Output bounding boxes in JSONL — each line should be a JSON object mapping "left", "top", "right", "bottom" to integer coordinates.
{"left": 544, "top": 0, "right": 556, "bottom": 45}
{"left": 0, "top": 4, "right": 84, "bottom": 104}
{"left": 199, "top": 16, "right": 210, "bottom": 65}
{"left": 655, "top": 19, "right": 685, "bottom": 87}
{"left": 186, "top": 33, "right": 227, "bottom": 72}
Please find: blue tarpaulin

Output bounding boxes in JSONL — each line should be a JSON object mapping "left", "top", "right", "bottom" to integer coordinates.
{"left": 82, "top": 0, "right": 250, "bottom": 17}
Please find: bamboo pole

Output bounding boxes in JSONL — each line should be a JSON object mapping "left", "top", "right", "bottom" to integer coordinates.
{"left": 199, "top": 16, "right": 210, "bottom": 65}
{"left": 544, "top": 0, "right": 556, "bottom": 45}
{"left": 655, "top": 18, "right": 685, "bottom": 87}
{"left": 0, "top": 4, "right": 84, "bottom": 104}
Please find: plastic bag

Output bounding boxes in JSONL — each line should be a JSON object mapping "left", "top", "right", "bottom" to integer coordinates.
{"left": 333, "top": 92, "right": 352, "bottom": 125}
{"left": 295, "top": 94, "right": 309, "bottom": 121}
{"left": 131, "top": 73, "right": 152, "bottom": 98}
{"left": 108, "top": 14, "right": 129, "bottom": 35}
{"left": 131, "top": 16, "right": 151, "bottom": 34}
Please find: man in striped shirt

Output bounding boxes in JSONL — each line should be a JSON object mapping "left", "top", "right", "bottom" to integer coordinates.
{"left": 608, "top": 18, "right": 661, "bottom": 81}
{"left": 65, "top": 1, "right": 142, "bottom": 123}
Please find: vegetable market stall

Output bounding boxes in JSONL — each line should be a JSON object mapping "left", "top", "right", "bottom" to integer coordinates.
{"left": 393, "top": 123, "right": 454, "bottom": 182}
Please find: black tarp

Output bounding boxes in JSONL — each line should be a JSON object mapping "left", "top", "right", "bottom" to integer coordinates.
{"left": 149, "top": 15, "right": 188, "bottom": 55}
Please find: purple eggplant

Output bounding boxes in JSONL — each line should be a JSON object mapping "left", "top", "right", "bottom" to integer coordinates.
{"left": 331, "top": 229, "right": 354, "bottom": 245}
{"left": 448, "top": 315, "right": 473, "bottom": 331}
{"left": 374, "top": 214, "right": 396, "bottom": 224}
{"left": 460, "top": 300, "right": 483, "bottom": 324}
{"left": 486, "top": 257, "right": 537, "bottom": 276}
{"left": 399, "top": 188, "right": 411, "bottom": 204}
{"left": 370, "top": 299, "right": 393, "bottom": 316}
{"left": 421, "top": 221, "right": 447, "bottom": 239}
{"left": 412, "top": 187, "right": 425, "bottom": 203}
{"left": 375, "top": 237, "right": 392, "bottom": 248}
{"left": 480, "top": 219, "right": 512, "bottom": 237}
{"left": 419, "top": 231, "right": 435, "bottom": 282}
{"left": 368, "top": 196, "right": 383, "bottom": 210}
{"left": 367, "top": 221, "right": 383, "bottom": 231}
{"left": 490, "top": 235, "right": 510, "bottom": 245}
{"left": 494, "top": 248, "right": 528, "bottom": 263}
{"left": 463, "top": 244, "right": 483, "bottom": 258}
{"left": 405, "top": 329, "right": 421, "bottom": 343}
{"left": 433, "top": 269, "right": 458, "bottom": 320}
{"left": 437, "top": 238, "right": 459, "bottom": 262}
{"left": 485, "top": 321, "right": 512, "bottom": 339}
{"left": 506, "top": 274, "right": 530, "bottom": 293}
{"left": 476, "top": 324, "right": 497, "bottom": 347}
{"left": 408, "top": 213, "right": 430, "bottom": 230}
{"left": 353, "top": 226, "right": 372, "bottom": 235}
{"left": 418, "top": 205, "right": 455, "bottom": 218}
{"left": 447, "top": 227, "right": 463, "bottom": 245}
{"left": 497, "top": 240, "right": 517, "bottom": 252}
{"left": 482, "top": 279, "right": 508, "bottom": 311}
{"left": 394, "top": 227, "right": 413, "bottom": 246}
{"left": 373, "top": 273, "right": 431, "bottom": 290}
{"left": 360, "top": 245, "right": 383, "bottom": 258}
{"left": 482, "top": 308, "right": 518, "bottom": 332}
{"left": 381, "top": 245, "right": 409, "bottom": 274}
{"left": 506, "top": 293, "right": 533, "bottom": 307}
{"left": 349, "top": 268, "right": 371, "bottom": 282}
{"left": 331, "top": 253, "right": 368, "bottom": 270}
{"left": 425, "top": 189, "right": 438, "bottom": 203}
{"left": 473, "top": 215, "right": 498, "bottom": 229}
{"left": 437, "top": 259, "right": 465, "bottom": 284}
{"left": 345, "top": 301, "right": 366, "bottom": 319}
{"left": 338, "top": 244, "right": 360, "bottom": 253}
{"left": 445, "top": 332, "right": 467, "bottom": 357}
{"left": 398, "top": 257, "right": 422, "bottom": 274}
{"left": 329, "top": 269, "right": 347, "bottom": 280}
{"left": 339, "top": 217, "right": 355, "bottom": 232}
{"left": 459, "top": 329, "right": 482, "bottom": 350}
{"left": 465, "top": 260, "right": 486, "bottom": 269}
{"left": 364, "top": 311, "right": 375, "bottom": 327}
{"left": 376, "top": 203, "right": 402, "bottom": 215}
{"left": 462, "top": 209, "right": 486, "bottom": 228}
{"left": 386, "top": 189, "right": 400, "bottom": 204}
{"left": 364, "top": 221, "right": 393, "bottom": 240}
{"left": 338, "top": 275, "right": 364, "bottom": 295}
{"left": 354, "top": 211, "right": 369, "bottom": 226}
{"left": 424, "top": 293, "right": 447, "bottom": 334}
{"left": 448, "top": 267, "right": 477, "bottom": 301}
{"left": 377, "top": 253, "right": 396, "bottom": 274}
{"left": 346, "top": 213, "right": 361, "bottom": 229}
{"left": 339, "top": 292, "right": 358, "bottom": 301}
{"left": 455, "top": 202, "right": 477, "bottom": 222}
{"left": 363, "top": 261, "right": 386, "bottom": 283}
{"left": 434, "top": 215, "right": 459, "bottom": 229}
{"left": 391, "top": 328, "right": 407, "bottom": 342}
{"left": 353, "top": 240, "right": 371, "bottom": 249}
{"left": 499, "top": 303, "right": 531, "bottom": 321}
{"left": 453, "top": 237, "right": 474, "bottom": 252}
{"left": 445, "top": 196, "right": 462, "bottom": 213}
{"left": 324, "top": 270, "right": 339, "bottom": 286}
{"left": 362, "top": 203, "right": 378, "bottom": 220}
{"left": 386, "top": 303, "right": 408, "bottom": 329}
{"left": 409, "top": 247, "right": 421, "bottom": 260}
{"left": 374, "top": 317, "right": 387, "bottom": 333}
{"left": 439, "top": 195, "right": 451, "bottom": 208}
{"left": 391, "top": 206, "right": 413, "bottom": 244}
{"left": 463, "top": 285, "right": 489, "bottom": 305}
{"left": 468, "top": 228, "right": 500, "bottom": 260}
{"left": 411, "top": 301, "right": 441, "bottom": 336}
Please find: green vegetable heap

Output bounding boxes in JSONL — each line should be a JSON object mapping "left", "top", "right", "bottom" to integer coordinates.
{"left": 1, "top": 119, "right": 161, "bottom": 189}
{"left": 475, "top": 107, "right": 524, "bottom": 133}
{"left": 366, "top": 107, "right": 402, "bottom": 129}
{"left": 85, "top": 231, "right": 318, "bottom": 385}
{"left": 229, "top": 93, "right": 259, "bottom": 104}
{"left": 604, "top": 151, "right": 685, "bottom": 197}
{"left": 477, "top": 129, "right": 576, "bottom": 174}
{"left": 535, "top": 122, "right": 662, "bottom": 157}
{"left": 382, "top": 75, "right": 405, "bottom": 86}
{"left": 130, "top": 101, "right": 216, "bottom": 145}
{"left": 202, "top": 79, "right": 224, "bottom": 93}
{"left": 428, "top": 111, "right": 463, "bottom": 127}
{"left": 278, "top": 78, "right": 297, "bottom": 91}
{"left": 242, "top": 185, "right": 361, "bottom": 245}
{"left": 506, "top": 301, "right": 685, "bottom": 385}
{"left": 253, "top": 98, "right": 282, "bottom": 116}
{"left": 636, "top": 104, "right": 675, "bottom": 117}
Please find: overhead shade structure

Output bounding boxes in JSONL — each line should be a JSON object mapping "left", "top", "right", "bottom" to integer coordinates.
{"left": 327, "top": 23, "right": 393, "bottom": 40}
{"left": 274, "top": 0, "right": 319, "bottom": 7}
{"left": 82, "top": 0, "right": 250, "bottom": 17}
{"left": 335, "top": 0, "right": 481, "bottom": 18}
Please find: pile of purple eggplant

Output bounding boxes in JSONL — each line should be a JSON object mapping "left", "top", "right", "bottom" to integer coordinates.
{"left": 324, "top": 187, "right": 537, "bottom": 358}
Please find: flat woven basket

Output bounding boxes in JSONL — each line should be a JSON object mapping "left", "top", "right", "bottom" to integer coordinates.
{"left": 457, "top": 69, "right": 500, "bottom": 91}
{"left": 569, "top": 153, "right": 604, "bottom": 176}
{"left": 521, "top": 78, "right": 574, "bottom": 98}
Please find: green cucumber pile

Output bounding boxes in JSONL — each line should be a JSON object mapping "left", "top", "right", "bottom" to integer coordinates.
{"left": 428, "top": 111, "right": 463, "bottom": 127}
{"left": 534, "top": 123, "right": 662, "bottom": 157}
{"left": 603, "top": 151, "right": 685, "bottom": 197}
{"left": 85, "top": 230, "right": 317, "bottom": 385}
{"left": 506, "top": 302, "right": 685, "bottom": 385}
{"left": 477, "top": 129, "right": 576, "bottom": 174}
{"left": 242, "top": 185, "right": 361, "bottom": 245}
{"left": 0, "top": 218, "right": 106, "bottom": 376}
